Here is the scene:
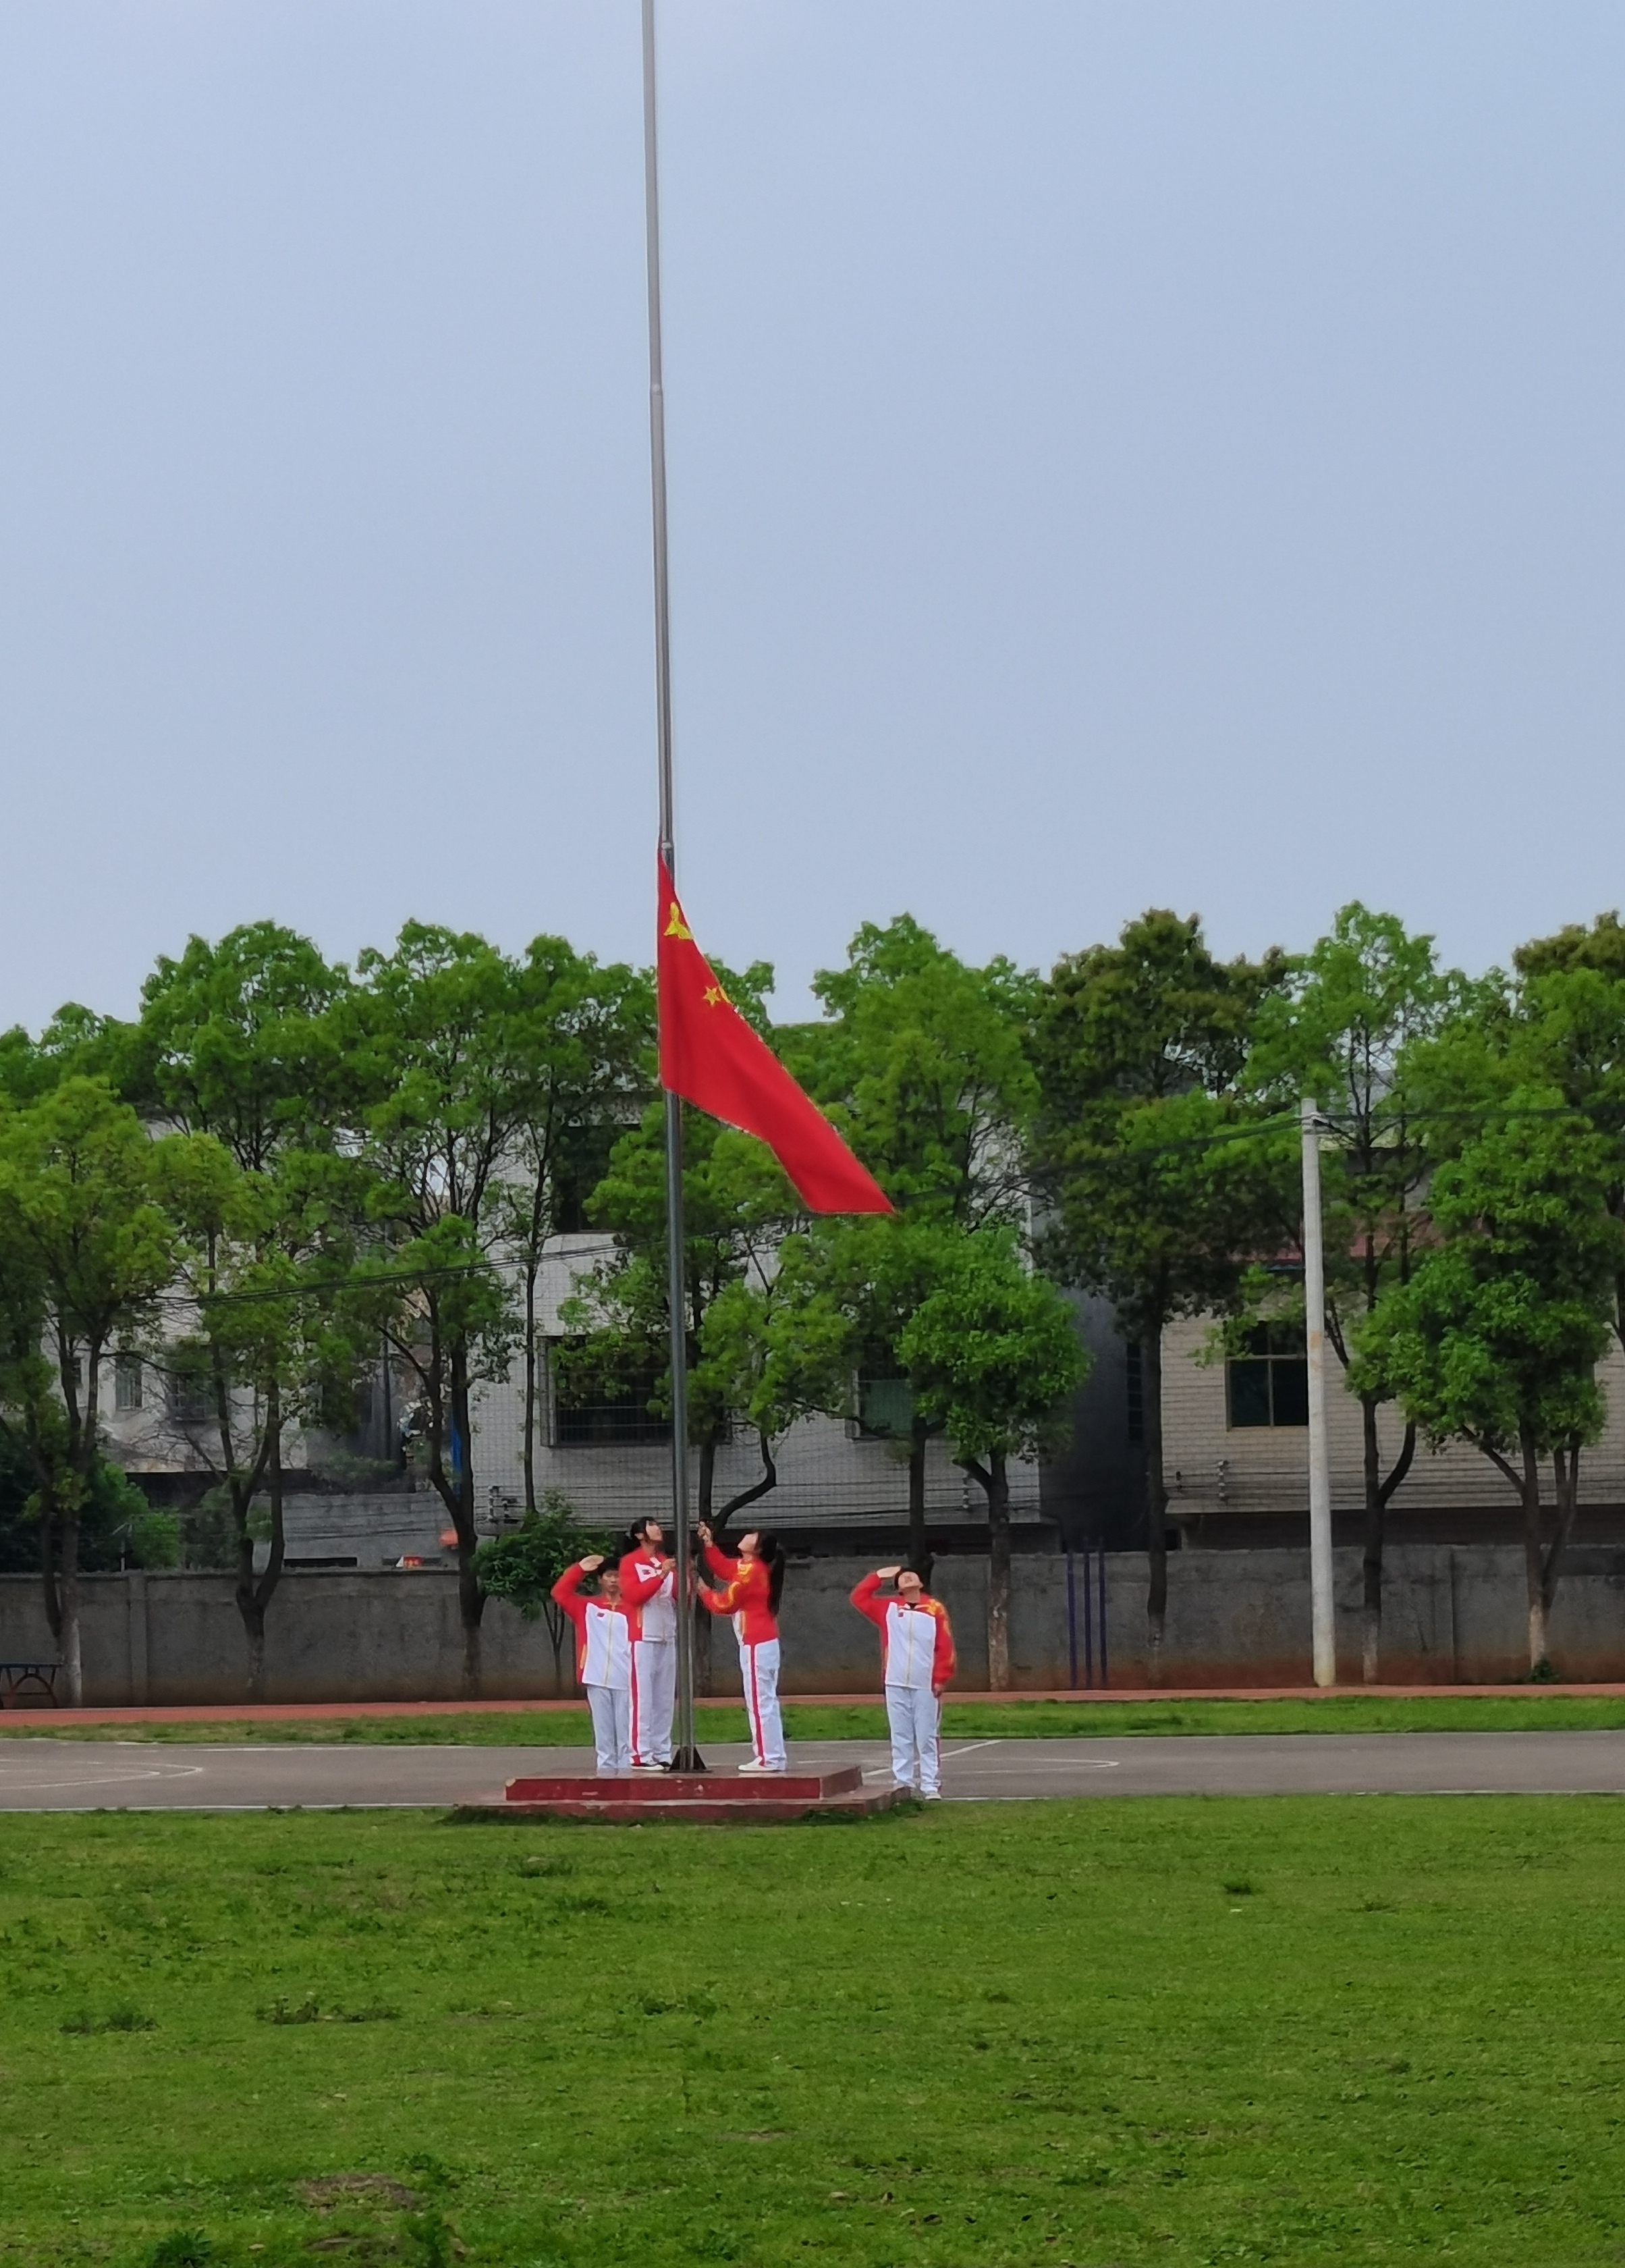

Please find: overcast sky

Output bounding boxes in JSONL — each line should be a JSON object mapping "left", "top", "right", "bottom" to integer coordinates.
{"left": 2, "top": 1, "right": 1623, "bottom": 1033}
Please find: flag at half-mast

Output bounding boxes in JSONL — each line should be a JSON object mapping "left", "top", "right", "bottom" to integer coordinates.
{"left": 657, "top": 855, "right": 893, "bottom": 1215}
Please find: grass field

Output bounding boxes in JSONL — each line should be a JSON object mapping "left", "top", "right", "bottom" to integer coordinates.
{"left": 5, "top": 1797, "right": 1625, "bottom": 2266}
{"left": 8, "top": 1692, "right": 1625, "bottom": 1744}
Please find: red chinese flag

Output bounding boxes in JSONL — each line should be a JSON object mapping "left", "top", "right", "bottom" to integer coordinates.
{"left": 657, "top": 856, "right": 892, "bottom": 1214}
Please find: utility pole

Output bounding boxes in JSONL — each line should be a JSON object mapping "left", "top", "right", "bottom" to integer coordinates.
{"left": 1300, "top": 1096, "right": 1335, "bottom": 1686}
{"left": 642, "top": 0, "right": 703, "bottom": 1770}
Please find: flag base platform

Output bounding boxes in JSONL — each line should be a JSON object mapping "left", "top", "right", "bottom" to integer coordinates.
{"left": 452, "top": 1764, "right": 904, "bottom": 1826}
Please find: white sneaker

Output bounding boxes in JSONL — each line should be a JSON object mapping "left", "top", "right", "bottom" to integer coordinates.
{"left": 738, "top": 1759, "right": 786, "bottom": 1775}
{"left": 922, "top": 1791, "right": 942, "bottom": 1802}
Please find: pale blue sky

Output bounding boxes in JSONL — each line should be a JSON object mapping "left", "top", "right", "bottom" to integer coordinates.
{"left": 3, "top": 1, "right": 1623, "bottom": 1031}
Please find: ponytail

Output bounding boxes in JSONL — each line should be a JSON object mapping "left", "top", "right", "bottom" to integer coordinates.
{"left": 756, "top": 1531, "right": 786, "bottom": 1616}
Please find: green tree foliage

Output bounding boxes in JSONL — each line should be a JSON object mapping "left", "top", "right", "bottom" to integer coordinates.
{"left": 567, "top": 1099, "right": 809, "bottom": 1534}
{"left": 1508, "top": 913, "right": 1625, "bottom": 1357}
{"left": 899, "top": 1227, "right": 1086, "bottom": 1685}
{"left": 782, "top": 918, "right": 1045, "bottom": 1567}
{"left": 0, "top": 1428, "right": 171, "bottom": 1575}
{"left": 0, "top": 1081, "right": 186, "bottom": 1701}
{"left": 472, "top": 1490, "right": 612, "bottom": 1689}
{"left": 130, "top": 921, "right": 353, "bottom": 1165}
{"left": 149, "top": 1137, "right": 374, "bottom": 1696}
{"left": 339, "top": 925, "right": 566, "bottom": 1695}
{"left": 1357, "top": 1098, "right": 1624, "bottom": 1673}
{"left": 1247, "top": 905, "right": 1472, "bottom": 1679}
{"left": 1032, "top": 911, "right": 1288, "bottom": 1678}
{"left": 486, "top": 940, "right": 651, "bottom": 1516}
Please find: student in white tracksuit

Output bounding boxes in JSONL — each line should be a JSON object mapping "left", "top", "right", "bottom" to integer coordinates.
{"left": 618, "top": 1519, "right": 678, "bottom": 1769}
{"left": 551, "top": 1557, "right": 634, "bottom": 1774}
{"left": 850, "top": 1565, "right": 958, "bottom": 1798}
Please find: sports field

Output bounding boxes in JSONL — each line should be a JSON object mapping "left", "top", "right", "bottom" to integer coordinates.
{"left": 5, "top": 1795, "right": 1624, "bottom": 2266}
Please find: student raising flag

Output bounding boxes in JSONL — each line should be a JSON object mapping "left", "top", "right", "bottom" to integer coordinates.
{"left": 657, "top": 856, "right": 892, "bottom": 1214}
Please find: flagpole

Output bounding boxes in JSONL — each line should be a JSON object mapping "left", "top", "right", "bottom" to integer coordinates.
{"left": 643, "top": 0, "right": 703, "bottom": 1773}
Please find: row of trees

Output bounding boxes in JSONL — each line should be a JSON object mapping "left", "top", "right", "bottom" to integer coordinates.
{"left": 3, "top": 899, "right": 1623, "bottom": 1699}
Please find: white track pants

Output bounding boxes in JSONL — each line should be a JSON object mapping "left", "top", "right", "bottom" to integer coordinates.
{"left": 885, "top": 1683, "right": 941, "bottom": 1795}
{"left": 738, "top": 1638, "right": 786, "bottom": 1769}
{"left": 586, "top": 1683, "right": 632, "bottom": 1775}
{"left": 631, "top": 1639, "right": 676, "bottom": 1765}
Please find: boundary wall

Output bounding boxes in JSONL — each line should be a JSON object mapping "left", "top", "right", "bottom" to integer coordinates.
{"left": 3, "top": 1546, "right": 1625, "bottom": 1704}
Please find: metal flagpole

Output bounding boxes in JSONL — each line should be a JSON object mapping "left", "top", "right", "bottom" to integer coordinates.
{"left": 1300, "top": 1096, "right": 1336, "bottom": 1688}
{"left": 643, "top": 0, "right": 703, "bottom": 1771}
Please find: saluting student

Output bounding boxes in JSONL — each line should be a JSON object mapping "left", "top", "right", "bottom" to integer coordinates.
{"left": 617, "top": 1517, "right": 677, "bottom": 1771}
{"left": 696, "top": 1522, "right": 787, "bottom": 1775}
{"left": 550, "top": 1555, "right": 635, "bottom": 1775}
{"left": 850, "top": 1564, "right": 956, "bottom": 1799}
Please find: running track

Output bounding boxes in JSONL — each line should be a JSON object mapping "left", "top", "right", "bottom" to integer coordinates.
{"left": 6, "top": 1731, "right": 1625, "bottom": 1810}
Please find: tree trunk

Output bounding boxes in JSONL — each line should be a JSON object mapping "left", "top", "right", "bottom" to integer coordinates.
{"left": 1362, "top": 1411, "right": 1416, "bottom": 1683}
{"left": 449, "top": 1359, "right": 485, "bottom": 1698}
{"left": 39, "top": 1496, "right": 61, "bottom": 1644}
{"left": 58, "top": 1511, "right": 83, "bottom": 1707}
{"left": 1539, "top": 1444, "right": 1582, "bottom": 1674}
{"left": 717, "top": 1431, "right": 778, "bottom": 1534}
{"left": 1142, "top": 1328, "right": 1169, "bottom": 1685}
{"left": 908, "top": 1418, "right": 928, "bottom": 1570}
{"left": 1519, "top": 1430, "right": 1549, "bottom": 1675}
{"left": 1360, "top": 1396, "right": 1382, "bottom": 1683}
{"left": 964, "top": 1453, "right": 1012, "bottom": 1691}
{"left": 247, "top": 1403, "right": 287, "bottom": 1703}
{"left": 521, "top": 1255, "right": 539, "bottom": 1517}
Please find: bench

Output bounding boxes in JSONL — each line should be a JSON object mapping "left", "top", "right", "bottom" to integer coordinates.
{"left": 0, "top": 1663, "right": 62, "bottom": 1708}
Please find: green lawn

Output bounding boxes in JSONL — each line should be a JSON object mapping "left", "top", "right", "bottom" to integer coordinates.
{"left": 5, "top": 1798, "right": 1625, "bottom": 2265}
{"left": 9, "top": 1691, "right": 1625, "bottom": 1744}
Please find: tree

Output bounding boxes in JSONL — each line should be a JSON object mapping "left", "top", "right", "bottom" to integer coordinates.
{"left": 0, "top": 1081, "right": 183, "bottom": 1702}
{"left": 784, "top": 917, "right": 1043, "bottom": 1565}
{"left": 130, "top": 921, "right": 352, "bottom": 1169}
{"left": 568, "top": 1100, "right": 807, "bottom": 1536}
{"left": 0, "top": 1426, "right": 173, "bottom": 1575}
{"left": 148, "top": 1138, "right": 373, "bottom": 1698}
{"left": 1032, "top": 911, "right": 1288, "bottom": 1680}
{"left": 1508, "top": 914, "right": 1625, "bottom": 1359}
{"left": 472, "top": 1490, "right": 613, "bottom": 1692}
{"left": 487, "top": 940, "right": 651, "bottom": 1517}
{"left": 899, "top": 1227, "right": 1086, "bottom": 1685}
{"left": 1247, "top": 905, "right": 1468, "bottom": 1679}
{"left": 1357, "top": 1098, "right": 1622, "bottom": 1673}
{"left": 122, "top": 923, "right": 362, "bottom": 1695}
{"left": 337, "top": 926, "right": 539, "bottom": 1696}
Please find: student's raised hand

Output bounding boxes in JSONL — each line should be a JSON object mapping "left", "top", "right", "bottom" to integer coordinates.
{"left": 876, "top": 1565, "right": 903, "bottom": 1582}
{"left": 696, "top": 1523, "right": 713, "bottom": 1547}
{"left": 579, "top": 1554, "right": 605, "bottom": 1573}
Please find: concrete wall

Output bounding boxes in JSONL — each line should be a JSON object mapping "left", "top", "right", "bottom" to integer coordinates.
{"left": 5, "top": 1545, "right": 1625, "bottom": 1703}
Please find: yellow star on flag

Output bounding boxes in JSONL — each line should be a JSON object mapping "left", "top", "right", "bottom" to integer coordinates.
{"left": 665, "top": 902, "right": 694, "bottom": 941}
{"left": 703, "top": 983, "right": 727, "bottom": 1008}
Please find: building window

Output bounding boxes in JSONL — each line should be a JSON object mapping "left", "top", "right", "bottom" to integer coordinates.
{"left": 1227, "top": 1324, "right": 1309, "bottom": 1428}
{"left": 1125, "top": 1342, "right": 1144, "bottom": 1444}
{"left": 855, "top": 1375, "right": 914, "bottom": 1440}
{"left": 551, "top": 1347, "right": 671, "bottom": 1447}
{"left": 113, "top": 1353, "right": 142, "bottom": 1411}
{"left": 167, "top": 1371, "right": 213, "bottom": 1427}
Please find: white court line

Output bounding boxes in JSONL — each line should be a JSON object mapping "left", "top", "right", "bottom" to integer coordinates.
{"left": 0, "top": 1763, "right": 205, "bottom": 1792}
{"left": 941, "top": 1740, "right": 1002, "bottom": 1760}
{"left": 947, "top": 1754, "right": 1122, "bottom": 1771}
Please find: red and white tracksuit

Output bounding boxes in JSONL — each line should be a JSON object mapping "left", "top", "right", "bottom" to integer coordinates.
{"left": 551, "top": 1563, "right": 635, "bottom": 1773}
{"left": 851, "top": 1573, "right": 957, "bottom": 1795}
{"left": 619, "top": 1549, "right": 677, "bottom": 1766}
{"left": 701, "top": 1543, "right": 785, "bottom": 1769}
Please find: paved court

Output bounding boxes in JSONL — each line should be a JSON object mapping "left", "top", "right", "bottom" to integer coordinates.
{"left": 5, "top": 1729, "right": 1625, "bottom": 1810}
